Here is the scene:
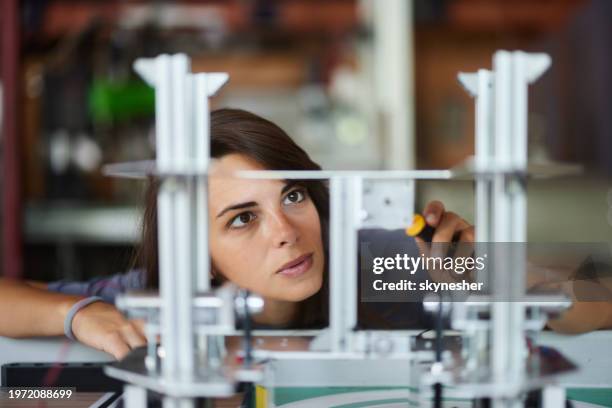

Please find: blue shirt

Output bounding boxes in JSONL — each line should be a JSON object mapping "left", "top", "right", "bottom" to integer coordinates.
{"left": 47, "top": 269, "right": 146, "bottom": 304}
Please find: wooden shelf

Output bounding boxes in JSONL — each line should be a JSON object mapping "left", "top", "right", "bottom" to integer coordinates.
{"left": 446, "top": 0, "right": 589, "bottom": 33}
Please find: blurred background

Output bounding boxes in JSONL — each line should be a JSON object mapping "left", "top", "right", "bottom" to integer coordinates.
{"left": 0, "top": 0, "right": 610, "bottom": 283}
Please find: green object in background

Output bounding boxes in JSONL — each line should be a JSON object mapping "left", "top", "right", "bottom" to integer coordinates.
{"left": 267, "top": 386, "right": 476, "bottom": 407}
{"left": 273, "top": 387, "right": 411, "bottom": 406}
{"left": 89, "top": 78, "right": 154, "bottom": 123}
{"left": 567, "top": 388, "right": 612, "bottom": 407}
{"left": 263, "top": 386, "right": 612, "bottom": 407}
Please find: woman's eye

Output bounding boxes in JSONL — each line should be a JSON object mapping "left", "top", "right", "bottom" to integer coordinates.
{"left": 283, "top": 189, "right": 306, "bottom": 205}
{"left": 229, "top": 212, "right": 256, "bottom": 229}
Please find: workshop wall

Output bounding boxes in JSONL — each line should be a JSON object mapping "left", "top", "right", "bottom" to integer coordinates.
{"left": 1, "top": 0, "right": 609, "bottom": 282}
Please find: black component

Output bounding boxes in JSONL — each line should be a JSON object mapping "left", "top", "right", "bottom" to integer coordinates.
{"left": 1, "top": 362, "right": 123, "bottom": 392}
{"left": 412, "top": 331, "right": 462, "bottom": 352}
{"left": 418, "top": 219, "right": 451, "bottom": 408}
{"left": 477, "top": 390, "right": 575, "bottom": 407}
{"left": 417, "top": 224, "right": 435, "bottom": 243}
{"left": 433, "top": 293, "right": 444, "bottom": 408}
{"left": 524, "top": 390, "right": 574, "bottom": 408}
{"left": 418, "top": 223, "right": 450, "bottom": 408}
{"left": 417, "top": 223, "right": 463, "bottom": 257}
{"left": 240, "top": 383, "right": 255, "bottom": 408}
{"left": 433, "top": 382, "right": 442, "bottom": 408}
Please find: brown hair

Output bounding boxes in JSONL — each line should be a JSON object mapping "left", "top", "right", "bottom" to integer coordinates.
{"left": 136, "top": 108, "right": 329, "bottom": 328}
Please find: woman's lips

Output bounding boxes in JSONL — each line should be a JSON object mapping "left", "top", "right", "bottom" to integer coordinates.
{"left": 277, "top": 253, "right": 314, "bottom": 278}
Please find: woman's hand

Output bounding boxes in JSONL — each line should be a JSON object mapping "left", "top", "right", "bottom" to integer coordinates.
{"left": 412, "top": 202, "right": 612, "bottom": 334}
{"left": 70, "top": 301, "right": 146, "bottom": 360}
{"left": 547, "top": 301, "right": 612, "bottom": 334}
{"left": 421, "top": 200, "right": 474, "bottom": 244}
{"left": 415, "top": 200, "right": 475, "bottom": 258}
{"left": 413, "top": 200, "right": 475, "bottom": 283}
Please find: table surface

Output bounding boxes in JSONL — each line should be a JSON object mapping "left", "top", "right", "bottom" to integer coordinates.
{"left": 0, "top": 391, "right": 119, "bottom": 408}
{"left": 1, "top": 331, "right": 611, "bottom": 407}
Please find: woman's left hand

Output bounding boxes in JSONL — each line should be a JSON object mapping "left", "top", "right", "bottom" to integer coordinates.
{"left": 417, "top": 201, "right": 612, "bottom": 334}
{"left": 420, "top": 200, "right": 474, "bottom": 244}
{"left": 414, "top": 201, "right": 475, "bottom": 282}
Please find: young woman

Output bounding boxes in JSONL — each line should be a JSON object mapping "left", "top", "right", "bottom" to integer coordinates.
{"left": 0, "top": 109, "right": 606, "bottom": 360}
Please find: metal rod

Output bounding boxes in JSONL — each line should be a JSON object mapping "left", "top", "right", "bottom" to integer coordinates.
{"left": 329, "top": 178, "right": 346, "bottom": 352}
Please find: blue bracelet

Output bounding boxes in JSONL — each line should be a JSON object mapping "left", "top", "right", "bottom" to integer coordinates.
{"left": 64, "top": 296, "right": 104, "bottom": 341}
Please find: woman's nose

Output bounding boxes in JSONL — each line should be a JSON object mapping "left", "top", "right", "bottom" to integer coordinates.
{"left": 269, "top": 212, "right": 299, "bottom": 248}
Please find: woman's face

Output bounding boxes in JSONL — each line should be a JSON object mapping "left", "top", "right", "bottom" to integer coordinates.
{"left": 208, "top": 153, "right": 325, "bottom": 302}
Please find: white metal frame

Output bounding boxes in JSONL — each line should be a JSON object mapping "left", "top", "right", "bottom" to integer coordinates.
{"left": 104, "top": 51, "right": 574, "bottom": 408}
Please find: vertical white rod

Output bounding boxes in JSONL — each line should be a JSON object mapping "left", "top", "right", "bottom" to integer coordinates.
{"left": 124, "top": 385, "right": 147, "bottom": 408}
{"left": 330, "top": 177, "right": 346, "bottom": 352}
{"left": 156, "top": 55, "right": 182, "bottom": 408}
{"left": 133, "top": 56, "right": 228, "bottom": 406}
{"left": 156, "top": 55, "right": 173, "bottom": 172}
{"left": 509, "top": 51, "right": 529, "bottom": 382}
{"left": 458, "top": 51, "right": 550, "bottom": 407}
{"left": 493, "top": 50, "right": 513, "bottom": 242}
{"left": 543, "top": 386, "right": 565, "bottom": 408}
{"left": 475, "top": 70, "right": 493, "bottom": 243}
{"left": 327, "top": 176, "right": 360, "bottom": 352}
{"left": 492, "top": 51, "right": 513, "bottom": 391}
{"left": 193, "top": 73, "right": 211, "bottom": 370}
{"left": 172, "top": 55, "right": 189, "bottom": 170}
{"left": 371, "top": 0, "right": 415, "bottom": 169}
{"left": 194, "top": 74, "right": 211, "bottom": 292}
{"left": 156, "top": 55, "right": 179, "bottom": 379}
{"left": 511, "top": 50, "right": 528, "bottom": 242}
{"left": 172, "top": 56, "right": 195, "bottom": 383}
{"left": 344, "top": 177, "right": 360, "bottom": 347}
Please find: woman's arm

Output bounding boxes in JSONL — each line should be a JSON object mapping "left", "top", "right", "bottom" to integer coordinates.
{"left": 546, "top": 301, "right": 612, "bottom": 334}
{"left": 25, "top": 280, "right": 48, "bottom": 290}
{"left": 0, "top": 278, "right": 77, "bottom": 337}
{"left": 0, "top": 278, "right": 146, "bottom": 359}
